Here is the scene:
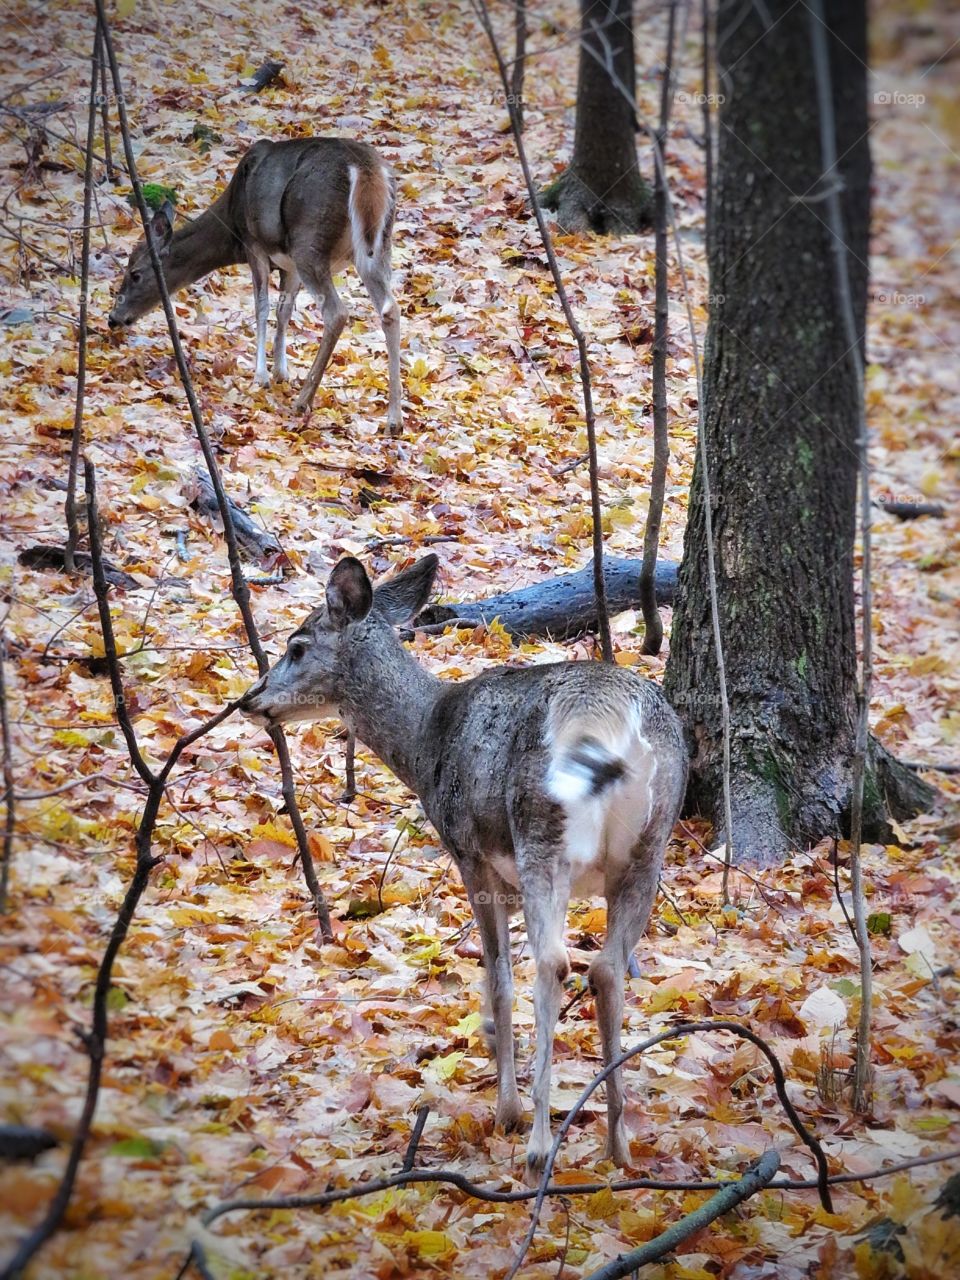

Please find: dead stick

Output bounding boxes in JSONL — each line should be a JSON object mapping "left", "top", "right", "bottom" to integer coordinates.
{"left": 808, "top": 0, "right": 874, "bottom": 1116}
{"left": 473, "top": 0, "right": 614, "bottom": 663}
{"left": 0, "top": 629, "right": 14, "bottom": 914}
{"left": 402, "top": 1104, "right": 431, "bottom": 1172}
{"left": 190, "top": 1144, "right": 960, "bottom": 1247}
{"left": 0, "top": 462, "right": 238, "bottom": 1280}
{"left": 582, "top": 1150, "right": 781, "bottom": 1279}
{"left": 511, "top": 0, "right": 527, "bottom": 130}
{"left": 64, "top": 21, "right": 101, "bottom": 571}
{"left": 92, "top": 0, "right": 331, "bottom": 941}
{"left": 639, "top": 0, "right": 678, "bottom": 655}
{"left": 95, "top": 21, "right": 115, "bottom": 181}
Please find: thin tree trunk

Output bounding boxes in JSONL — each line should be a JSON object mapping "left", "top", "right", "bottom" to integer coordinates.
{"left": 664, "top": 0, "right": 932, "bottom": 863}
{"left": 540, "top": 0, "right": 652, "bottom": 234}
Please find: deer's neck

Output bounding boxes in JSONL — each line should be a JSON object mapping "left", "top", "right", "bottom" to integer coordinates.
{"left": 167, "top": 195, "right": 244, "bottom": 288}
{"left": 338, "top": 622, "right": 441, "bottom": 794}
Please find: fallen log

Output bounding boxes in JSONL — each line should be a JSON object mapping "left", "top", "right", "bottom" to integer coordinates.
{"left": 876, "top": 499, "right": 946, "bottom": 520}
{"left": 18, "top": 544, "right": 140, "bottom": 589}
{"left": 188, "top": 469, "right": 285, "bottom": 567}
{"left": 415, "top": 556, "right": 678, "bottom": 640}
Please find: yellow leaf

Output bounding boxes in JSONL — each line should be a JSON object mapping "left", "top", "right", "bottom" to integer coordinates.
{"left": 401, "top": 1230, "right": 453, "bottom": 1260}
{"left": 168, "top": 907, "right": 220, "bottom": 927}
{"left": 116, "top": 0, "right": 136, "bottom": 15}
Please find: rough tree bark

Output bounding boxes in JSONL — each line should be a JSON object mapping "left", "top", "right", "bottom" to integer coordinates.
{"left": 664, "top": 0, "right": 933, "bottom": 863}
{"left": 540, "top": 0, "right": 652, "bottom": 234}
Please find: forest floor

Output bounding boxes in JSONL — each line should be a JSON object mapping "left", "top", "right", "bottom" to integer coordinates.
{"left": 1, "top": 1, "right": 959, "bottom": 1277}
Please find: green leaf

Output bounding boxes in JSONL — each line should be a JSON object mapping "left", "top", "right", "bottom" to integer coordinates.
{"left": 127, "top": 183, "right": 178, "bottom": 212}
{"left": 108, "top": 1135, "right": 166, "bottom": 1157}
{"left": 867, "top": 912, "right": 892, "bottom": 937}
{"left": 106, "top": 986, "right": 129, "bottom": 1010}
{"left": 830, "top": 977, "right": 859, "bottom": 997}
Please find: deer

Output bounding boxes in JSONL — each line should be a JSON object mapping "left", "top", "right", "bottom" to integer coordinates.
{"left": 239, "top": 555, "right": 687, "bottom": 1181}
{"left": 108, "top": 137, "right": 402, "bottom": 434}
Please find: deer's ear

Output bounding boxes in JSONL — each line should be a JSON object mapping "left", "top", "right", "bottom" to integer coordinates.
{"left": 150, "top": 201, "right": 174, "bottom": 249}
{"left": 373, "top": 554, "right": 439, "bottom": 625}
{"left": 326, "top": 557, "right": 373, "bottom": 629}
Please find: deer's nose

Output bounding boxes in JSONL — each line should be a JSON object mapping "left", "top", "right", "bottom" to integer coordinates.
{"left": 238, "top": 678, "right": 266, "bottom": 713}
{"left": 107, "top": 313, "right": 120, "bottom": 329}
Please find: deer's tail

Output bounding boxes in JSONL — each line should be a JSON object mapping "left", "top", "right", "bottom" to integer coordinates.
{"left": 546, "top": 734, "right": 628, "bottom": 803}
{"left": 348, "top": 163, "right": 393, "bottom": 272}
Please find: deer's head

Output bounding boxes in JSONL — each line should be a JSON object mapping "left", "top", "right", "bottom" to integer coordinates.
{"left": 107, "top": 202, "right": 175, "bottom": 328}
{"left": 239, "top": 555, "right": 439, "bottom": 728}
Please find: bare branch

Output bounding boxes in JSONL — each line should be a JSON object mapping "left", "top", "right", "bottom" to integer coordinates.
{"left": 807, "top": 0, "right": 874, "bottom": 1115}
{"left": 639, "top": 1, "right": 679, "bottom": 654}
{"left": 64, "top": 22, "right": 101, "bottom": 572}
{"left": 92, "top": 0, "right": 332, "bottom": 941}
{"left": 0, "top": 628, "right": 14, "bottom": 914}
{"left": 472, "top": 0, "right": 614, "bottom": 662}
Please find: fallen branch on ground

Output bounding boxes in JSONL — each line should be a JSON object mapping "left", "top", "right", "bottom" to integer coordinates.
{"left": 415, "top": 555, "right": 677, "bottom": 641}
{"left": 18, "top": 544, "right": 140, "bottom": 589}
{"left": 188, "top": 469, "right": 286, "bottom": 567}
{"left": 582, "top": 1149, "right": 781, "bottom": 1279}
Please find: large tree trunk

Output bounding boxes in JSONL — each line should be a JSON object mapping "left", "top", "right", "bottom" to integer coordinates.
{"left": 664, "top": 0, "right": 931, "bottom": 864}
{"left": 540, "top": 0, "right": 652, "bottom": 234}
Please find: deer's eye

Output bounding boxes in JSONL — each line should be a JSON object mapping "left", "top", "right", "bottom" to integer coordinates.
{"left": 287, "top": 641, "right": 308, "bottom": 662}
{"left": 130, "top": 270, "right": 142, "bottom": 284}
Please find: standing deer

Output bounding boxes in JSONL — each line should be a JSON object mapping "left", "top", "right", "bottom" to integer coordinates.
{"left": 239, "top": 556, "right": 686, "bottom": 1180}
{"left": 108, "top": 137, "right": 402, "bottom": 433}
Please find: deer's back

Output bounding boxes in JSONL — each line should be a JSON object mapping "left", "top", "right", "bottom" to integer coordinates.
{"left": 227, "top": 137, "right": 390, "bottom": 265}
{"left": 415, "top": 663, "right": 685, "bottom": 879}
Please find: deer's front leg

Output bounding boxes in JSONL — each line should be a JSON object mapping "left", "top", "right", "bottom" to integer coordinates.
{"left": 521, "top": 857, "right": 571, "bottom": 1184}
{"left": 248, "top": 250, "right": 271, "bottom": 387}
{"left": 466, "top": 869, "right": 522, "bottom": 1133}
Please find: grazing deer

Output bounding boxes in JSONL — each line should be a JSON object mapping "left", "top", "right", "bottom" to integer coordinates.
{"left": 239, "top": 556, "right": 686, "bottom": 1180}
{"left": 108, "top": 137, "right": 402, "bottom": 433}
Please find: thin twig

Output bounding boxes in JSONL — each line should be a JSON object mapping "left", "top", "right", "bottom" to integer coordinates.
{"left": 807, "top": 0, "right": 873, "bottom": 1116}
{"left": 473, "top": 0, "right": 613, "bottom": 662}
{"left": 0, "top": 629, "right": 15, "bottom": 914}
{"left": 64, "top": 20, "right": 101, "bottom": 571}
{"left": 582, "top": 1149, "right": 780, "bottom": 1279}
{"left": 402, "top": 1104, "right": 431, "bottom": 1172}
{"left": 0, "top": 462, "right": 239, "bottom": 1280}
{"left": 511, "top": 0, "right": 527, "bottom": 130}
{"left": 509, "top": 1018, "right": 832, "bottom": 1279}
{"left": 95, "top": 23, "right": 116, "bottom": 181}
{"left": 829, "top": 838, "right": 857, "bottom": 943}
{"left": 639, "top": 0, "right": 678, "bottom": 655}
{"left": 93, "top": 0, "right": 331, "bottom": 940}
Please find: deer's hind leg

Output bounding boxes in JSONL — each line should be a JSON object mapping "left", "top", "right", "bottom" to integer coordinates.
{"left": 519, "top": 851, "right": 572, "bottom": 1183}
{"left": 464, "top": 865, "right": 522, "bottom": 1132}
{"left": 293, "top": 267, "right": 347, "bottom": 414}
{"left": 357, "top": 251, "right": 402, "bottom": 435}
{"left": 590, "top": 826, "right": 668, "bottom": 1167}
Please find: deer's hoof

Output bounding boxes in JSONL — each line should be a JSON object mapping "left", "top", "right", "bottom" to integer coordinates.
{"left": 523, "top": 1146, "right": 550, "bottom": 1187}
{"left": 254, "top": 371, "right": 271, "bottom": 389}
{"left": 272, "top": 369, "right": 289, "bottom": 385}
{"left": 605, "top": 1124, "right": 632, "bottom": 1169}
{"left": 495, "top": 1096, "right": 524, "bottom": 1134}
{"left": 292, "top": 393, "right": 312, "bottom": 416}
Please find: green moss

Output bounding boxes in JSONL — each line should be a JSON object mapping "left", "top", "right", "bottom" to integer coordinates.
{"left": 796, "top": 437, "right": 814, "bottom": 476}
{"left": 795, "top": 652, "right": 808, "bottom": 680}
